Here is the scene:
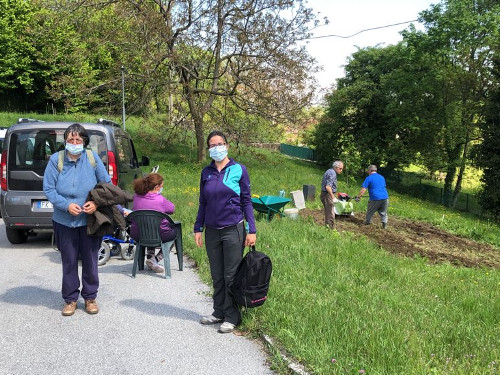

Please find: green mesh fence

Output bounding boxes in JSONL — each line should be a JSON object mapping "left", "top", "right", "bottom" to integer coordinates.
{"left": 279, "top": 144, "right": 316, "bottom": 161}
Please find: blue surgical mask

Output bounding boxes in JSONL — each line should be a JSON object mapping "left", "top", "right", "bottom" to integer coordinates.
{"left": 209, "top": 145, "right": 228, "bottom": 162}
{"left": 66, "top": 143, "right": 84, "bottom": 155}
{"left": 158, "top": 187, "right": 163, "bottom": 195}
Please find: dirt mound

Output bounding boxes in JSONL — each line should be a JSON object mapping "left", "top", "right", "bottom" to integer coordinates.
{"left": 300, "top": 208, "right": 500, "bottom": 269}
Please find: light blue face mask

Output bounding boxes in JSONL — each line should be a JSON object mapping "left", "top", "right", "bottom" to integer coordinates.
{"left": 158, "top": 187, "right": 163, "bottom": 195}
{"left": 65, "top": 143, "right": 84, "bottom": 155}
{"left": 209, "top": 145, "right": 228, "bottom": 162}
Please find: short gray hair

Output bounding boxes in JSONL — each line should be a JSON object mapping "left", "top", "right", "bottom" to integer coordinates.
{"left": 367, "top": 165, "right": 377, "bottom": 172}
{"left": 332, "top": 160, "right": 343, "bottom": 168}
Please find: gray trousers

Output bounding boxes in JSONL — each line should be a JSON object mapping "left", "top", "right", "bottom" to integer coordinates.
{"left": 205, "top": 222, "right": 245, "bottom": 325}
{"left": 320, "top": 190, "right": 335, "bottom": 229}
{"left": 365, "top": 199, "right": 389, "bottom": 225}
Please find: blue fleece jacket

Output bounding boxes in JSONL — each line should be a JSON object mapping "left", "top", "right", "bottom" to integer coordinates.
{"left": 43, "top": 150, "right": 111, "bottom": 228}
{"left": 194, "top": 158, "right": 256, "bottom": 234}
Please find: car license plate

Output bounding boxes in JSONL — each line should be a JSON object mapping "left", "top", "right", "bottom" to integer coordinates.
{"left": 37, "top": 201, "right": 53, "bottom": 209}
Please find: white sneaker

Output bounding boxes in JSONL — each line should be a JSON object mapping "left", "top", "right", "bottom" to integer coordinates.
{"left": 146, "top": 258, "right": 157, "bottom": 270}
{"left": 152, "top": 259, "right": 165, "bottom": 273}
{"left": 200, "top": 315, "right": 223, "bottom": 325}
{"left": 218, "top": 322, "right": 236, "bottom": 333}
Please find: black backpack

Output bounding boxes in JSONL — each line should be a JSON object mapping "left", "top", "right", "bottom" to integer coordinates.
{"left": 230, "top": 246, "right": 272, "bottom": 308}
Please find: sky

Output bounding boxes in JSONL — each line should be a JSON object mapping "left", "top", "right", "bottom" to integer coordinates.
{"left": 303, "top": 0, "right": 437, "bottom": 91}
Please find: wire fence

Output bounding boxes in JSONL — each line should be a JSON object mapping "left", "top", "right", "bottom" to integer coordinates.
{"left": 274, "top": 143, "right": 494, "bottom": 221}
{"left": 383, "top": 170, "right": 491, "bottom": 220}
{"left": 279, "top": 144, "right": 317, "bottom": 161}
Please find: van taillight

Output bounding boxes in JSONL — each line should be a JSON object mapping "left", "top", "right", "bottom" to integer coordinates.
{"left": 107, "top": 151, "right": 118, "bottom": 186}
{"left": 1, "top": 149, "right": 7, "bottom": 191}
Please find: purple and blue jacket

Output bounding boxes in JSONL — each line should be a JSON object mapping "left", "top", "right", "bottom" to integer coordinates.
{"left": 194, "top": 158, "right": 256, "bottom": 234}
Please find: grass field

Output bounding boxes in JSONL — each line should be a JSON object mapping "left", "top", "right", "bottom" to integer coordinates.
{"left": 127, "top": 121, "right": 499, "bottom": 374}
{"left": 2, "top": 113, "right": 500, "bottom": 374}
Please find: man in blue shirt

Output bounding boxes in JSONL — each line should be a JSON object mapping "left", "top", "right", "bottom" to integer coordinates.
{"left": 355, "top": 165, "right": 389, "bottom": 229}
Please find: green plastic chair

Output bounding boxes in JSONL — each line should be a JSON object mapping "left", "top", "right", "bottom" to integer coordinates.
{"left": 127, "top": 210, "right": 183, "bottom": 279}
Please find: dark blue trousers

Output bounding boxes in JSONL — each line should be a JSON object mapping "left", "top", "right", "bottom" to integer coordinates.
{"left": 53, "top": 221, "right": 101, "bottom": 303}
{"left": 205, "top": 222, "right": 245, "bottom": 325}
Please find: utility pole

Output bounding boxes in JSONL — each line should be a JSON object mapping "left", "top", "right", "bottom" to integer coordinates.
{"left": 121, "top": 66, "right": 126, "bottom": 130}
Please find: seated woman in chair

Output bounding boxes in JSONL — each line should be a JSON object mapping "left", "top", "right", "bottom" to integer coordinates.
{"left": 130, "top": 173, "right": 176, "bottom": 273}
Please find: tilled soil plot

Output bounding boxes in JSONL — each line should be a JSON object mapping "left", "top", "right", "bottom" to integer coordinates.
{"left": 300, "top": 208, "right": 500, "bottom": 269}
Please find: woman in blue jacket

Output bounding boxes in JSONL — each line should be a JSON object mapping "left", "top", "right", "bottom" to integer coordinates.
{"left": 194, "top": 131, "right": 257, "bottom": 333}
{"left": 43, "top": 124, "right": 111, "bottom": 316}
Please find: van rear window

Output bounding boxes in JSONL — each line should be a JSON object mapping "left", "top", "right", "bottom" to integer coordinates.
{"left": 7, "top": 129, "right": 107, "bottom": 191}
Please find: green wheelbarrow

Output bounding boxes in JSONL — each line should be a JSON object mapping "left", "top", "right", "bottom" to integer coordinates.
{"left": 251, "top": 195, "right": 292, "bottom": 221}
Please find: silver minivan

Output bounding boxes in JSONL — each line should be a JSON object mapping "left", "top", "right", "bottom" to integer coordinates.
{"left": 0, "top": 118, "right": 149, "bottom": 244}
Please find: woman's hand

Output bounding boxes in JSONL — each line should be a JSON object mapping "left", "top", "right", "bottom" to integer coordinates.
{"left": 82, "top": 201, "right": 97, "bottom": 214}
{"left": 194, "top": 232, "right": 203, "bottom": 248}
{"left": 68, "top": 203, "right": 82, "bottom": 216}
{"left": 245, "top": 233, "right": 256, "bottom": 247}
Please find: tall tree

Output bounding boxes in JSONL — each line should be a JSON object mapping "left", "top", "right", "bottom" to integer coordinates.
{"left": 314, "top": 43, "right": 437, "bottom": 171}
{"left": 0, "top": 0, "right": 37, "bottom": 108}
{"left": 405, "top": 0, "right": 500, "bottom": 206}
{"left": 476, "top": 54, "right": 500, "bottom": 217}
{"left": 315, "top": 0, "right": 500, "bottom": 209}
{"left": 93, "top": 0, "right": 319, "bottom": 161}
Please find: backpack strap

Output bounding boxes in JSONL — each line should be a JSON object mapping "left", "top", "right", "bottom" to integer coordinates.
{"left": 86, "top": 149, "right": 96, "bottom": 168}
{"left": 57, "top": 150, "right": 64, "bottom": 172}
{"left": 57, "top": 149, "right": 96, "bottom": 172}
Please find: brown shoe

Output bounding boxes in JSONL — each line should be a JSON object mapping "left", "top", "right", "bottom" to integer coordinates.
{"left": 85, "top": 299, "right": 99, "bottom": 314}
{"left": 62, "top": 301, "right": 77, "bottom": 316}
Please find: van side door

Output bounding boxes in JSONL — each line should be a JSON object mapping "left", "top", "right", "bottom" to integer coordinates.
{"left": 114, "top": 135, "right": 141, "bottom": 193}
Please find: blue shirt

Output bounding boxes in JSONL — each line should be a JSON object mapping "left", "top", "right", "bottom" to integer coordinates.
{"left": 194, "top": 158, "right": 256, "bottom": 234}
{"left": 361, "top": 173, "right": 389, "bottom": 201}
{"left": 43, "top": 150, "right": 111, "bottom": 227}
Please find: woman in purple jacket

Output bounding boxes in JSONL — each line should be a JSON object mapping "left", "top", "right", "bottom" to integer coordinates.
{"left": 130, "top": 173, "right": 176, "bottom": 273}
{"left": 194, "top": 131, "right": 257, "bottom": 334}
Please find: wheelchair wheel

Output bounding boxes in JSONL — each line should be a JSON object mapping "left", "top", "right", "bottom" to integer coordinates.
{"left": 120, "top": 244, "right": 136, "bottom": 261}
{"left": 98, "top": 241, "right": 112, "bottom": 266}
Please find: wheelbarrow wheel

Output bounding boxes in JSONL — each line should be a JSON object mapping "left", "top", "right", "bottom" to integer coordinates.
{"left": 121, "top": 244, "right": 136, "bottom": 260}
{"left": 98, "top": 241, "right": 112, "bottom": 266}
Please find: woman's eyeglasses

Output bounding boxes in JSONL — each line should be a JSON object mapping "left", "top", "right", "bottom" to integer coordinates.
{"left": 208, "top": 142, "right": 226, "bottom": 148}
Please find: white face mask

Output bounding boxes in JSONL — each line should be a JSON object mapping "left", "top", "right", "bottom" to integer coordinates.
{"left": 209, "top": 145, "right": 228, "bottom": 161}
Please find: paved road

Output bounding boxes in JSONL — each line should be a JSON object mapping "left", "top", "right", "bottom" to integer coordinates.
{"left": 0, "top": 224, "right": 273, "bottom": 375}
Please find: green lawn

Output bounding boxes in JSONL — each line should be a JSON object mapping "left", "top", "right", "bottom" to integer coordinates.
{"left": 131, "top": 126, "right": 499, "bottom": 374}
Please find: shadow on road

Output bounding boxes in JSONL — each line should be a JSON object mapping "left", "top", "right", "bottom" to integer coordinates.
{"left": 121, "top": 298, "right": 201, "bottom": 321}
{"left": 0, "top": 286, "right": 60, "bottom": 310}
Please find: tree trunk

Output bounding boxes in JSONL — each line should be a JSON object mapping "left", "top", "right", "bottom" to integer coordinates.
{"left": 451, "top": 141, "right": 469, "bottom": 207}
{"left": 443, "top": 144, "right": 462, "bottom": 207}
{"left": 443, "top": 165, "right": 455, "bottom": 207}
{"left": 183, "top": 84, "right": 206, "bottom": 161}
